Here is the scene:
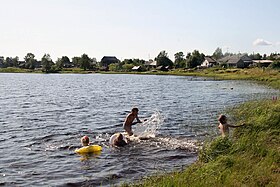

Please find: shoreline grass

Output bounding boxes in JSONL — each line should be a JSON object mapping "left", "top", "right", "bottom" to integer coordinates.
{"left": 124, "top": 99, "right": 280, "bottom": 186}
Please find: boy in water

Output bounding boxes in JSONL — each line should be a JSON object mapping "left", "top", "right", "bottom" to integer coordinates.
{"left": 218, "top": 114, "right": 245, "bottom": 137}
{"left": 81, "top": 135, "right": 90, "bottom": 146}
{"left": 112, "top": 133, "right": 127, "bottom": 147}
{"left": 123, "top": 107, "right": 142, "bottom": 136}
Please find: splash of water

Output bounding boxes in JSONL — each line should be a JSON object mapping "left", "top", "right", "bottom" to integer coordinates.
{"left": 134, "top": 111, "right": 164, "bottom": 138}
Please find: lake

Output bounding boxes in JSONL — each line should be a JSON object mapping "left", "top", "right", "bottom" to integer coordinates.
{"left": 0, "top": 73, "right": 278, "bottom": 186}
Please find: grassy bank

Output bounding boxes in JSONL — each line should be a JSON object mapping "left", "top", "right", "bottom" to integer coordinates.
{"left": 100, "top": 67, "right": 280, "bottom": 89}
{"left": 125, "top": 99, "right": 280, "bottom": 186}
{"left": 0, "top": 67, "right": 37, "bottom": 73}
{"left": 147, "top": 68, "right": 280, "bottom": 90}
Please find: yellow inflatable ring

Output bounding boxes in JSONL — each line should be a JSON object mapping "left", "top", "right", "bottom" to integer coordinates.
{"left": 75, "top": 145, "right": 102, "bottom": 154}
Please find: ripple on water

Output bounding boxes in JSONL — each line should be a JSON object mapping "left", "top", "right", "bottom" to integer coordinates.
{"left": 0, "top": 73, "right": 278, "bottom": 186}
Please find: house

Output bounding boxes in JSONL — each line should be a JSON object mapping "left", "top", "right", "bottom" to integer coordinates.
{"left": 156, "top": 65, "right": 169, "bottom": 71}
{"left": 144, "top": 60, "right": 158, "bottom": 69}
{"left": 18, "top": 61, "right": 26, "bottom": 68}
{"left": 132, "top": 66, "right": 142, "bottom": 72}
{"left": 100, "top": 56, "right": 120, "bottom": 68}
{"left": 219, "top": 55, "right": 252, "bottom": 68}
{"left": 63, "top": 61, "right": 74, "bottom": 68}
{"left": 201, "top": 56, "right": 218, "bottom": 67}
{"left": 253, "top": 60, "right": 273, "bottom": 67}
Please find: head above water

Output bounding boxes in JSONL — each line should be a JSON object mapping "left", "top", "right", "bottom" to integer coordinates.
{"left": 218, "top": 114, "right": 227, "bottom": 124}
{"left": 116, "top": 133, "right": 124, "bottom": 141}
{"left": 113, "top": 133, "right": 127, "bottom": 147}
{"left": 81, "top": 135, "right": 89, "bottom": 146}
{"left": 131, "top": 107, "right": 139, "bottom": 114}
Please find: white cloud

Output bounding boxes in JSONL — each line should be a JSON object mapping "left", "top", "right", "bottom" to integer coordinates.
{"left": 276, "top": 41, "right": 280, "bottom": 46}
{"left": 253, "top": 38, "right": 272, "bottom": 46}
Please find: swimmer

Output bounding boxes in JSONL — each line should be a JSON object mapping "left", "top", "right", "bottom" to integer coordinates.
{"left": 218, "top": 114, "right": 245, "bottom": 137}
{"left": 111, "top": 133, "right": 127, "bottom": 147}
{"left": 75, "top": 136, "right": 102, "bottom": 154}
{"left": 81, "top": 135, "right": 90, "bottom": 146}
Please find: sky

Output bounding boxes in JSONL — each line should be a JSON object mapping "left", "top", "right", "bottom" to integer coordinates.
{"left": 0, "top": 0, "right": 280, "bottom": 61}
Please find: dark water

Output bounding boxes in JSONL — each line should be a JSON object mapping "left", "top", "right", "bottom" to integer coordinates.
{"left": 0, "top": 73, "right": 278, "bottom": 186}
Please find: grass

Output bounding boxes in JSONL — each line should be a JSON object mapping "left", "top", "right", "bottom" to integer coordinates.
{"left": 124, "top": 99, "right": 280, "bottom": 187}
{"left": 166, "top": 68, "right": 280, "bottom": 89}
{"left": 102, "top": 67, "right": 280, "bottom": 89}
{"left": 0, "top": 67, "right": 35, "bottom": 73}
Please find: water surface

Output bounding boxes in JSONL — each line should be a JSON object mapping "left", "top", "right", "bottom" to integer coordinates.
{"left": 0, "top": 73, "right": 278, "bottom": 186}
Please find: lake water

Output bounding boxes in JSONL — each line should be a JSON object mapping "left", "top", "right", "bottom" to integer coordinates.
{"left": 0, "top": 73, "right": 278, "bottom": 186}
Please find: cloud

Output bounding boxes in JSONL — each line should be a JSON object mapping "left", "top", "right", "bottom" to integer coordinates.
{"left": 276, "top": 41, "right": 280, "bottom": 46}
{"left": 253, "top": 38, "right": 272, "bottom": 46}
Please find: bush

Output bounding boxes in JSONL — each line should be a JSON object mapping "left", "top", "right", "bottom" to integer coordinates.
{"left": 269, "top": 61, "right": 280, "bottom": 69}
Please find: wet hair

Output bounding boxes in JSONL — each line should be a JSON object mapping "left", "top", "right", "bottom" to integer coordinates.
{"left": 114, "top": 133, "right": 127, "bottom": 147}
{"left": 81, "top": 136, "right": 89, "bottom": 146}
{"left": 218, "top": 114, "right": 227, "bottom": 124}
{"left": 131, "top": 108, "right": 139, "bottom": 112}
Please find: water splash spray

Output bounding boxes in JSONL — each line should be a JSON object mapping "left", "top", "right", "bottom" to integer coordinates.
{"left": 134, "top": 111, "right": 164, "bottom": 138}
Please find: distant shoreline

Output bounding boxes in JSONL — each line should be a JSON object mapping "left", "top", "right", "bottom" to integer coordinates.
{"left": 0, "top": 67, "right": 279, "bottom": 90}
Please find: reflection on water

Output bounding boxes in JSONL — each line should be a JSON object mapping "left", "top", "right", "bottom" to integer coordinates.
{"left": 0, "top": 73, "right": 278, "bottom": 186}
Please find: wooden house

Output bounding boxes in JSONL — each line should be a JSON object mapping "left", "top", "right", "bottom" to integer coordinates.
{"left": 219, "top": 55, "right": 252, "bottom": 68}
{"left": 201, "top": 56, "right": 218, "bottom": 67}
{"left": 144, "top": 60, "right": 158, "bottom": 69}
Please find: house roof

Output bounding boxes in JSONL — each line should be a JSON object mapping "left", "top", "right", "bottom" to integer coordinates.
{"left": 219, "top": 55, "right": 252, "bottom": 64}
{"left": 132, "top": 66, "right": 141, "bottom": 70}
{"left": 204, "top": 56, "right": 217, "bottom": 63}
{"left": 144, "top": 60, "right": 157, "bottom": 66}
{"left": 101, "top": 56, "right": 119, "bottom": 62}
{"left": 253, "top": 60, "right": 273, "bottom": 63}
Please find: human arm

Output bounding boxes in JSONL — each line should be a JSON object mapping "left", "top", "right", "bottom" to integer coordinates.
{"left": 135, "top": 114, "right": 142, "bottom": 123}
{"left": 131, "top": 121, "right": 140, "bottom": 125}
{"left": 228, "top": 123, "right": 245, "bottom": 128}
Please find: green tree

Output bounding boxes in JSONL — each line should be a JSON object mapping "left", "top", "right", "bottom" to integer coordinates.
{"left": 12, "top": 56, "right": 19, "bottom": 67}
{"left": 80, "top": 53, "right": 92, "bottom": 70}
{"left": 174, "top": 52, "right": 185, "bottom": 68}
{"left": 72, "top": 57, "right": 81, "bottom": 68}
{"left": 123, "top": 59, "right": 133, "bottom": 65}
{"left": 212, "top": 47, "right": 223, "bottom": 60}
{"left": 122, "top": 64, "right": 134, "bottom": 71}
{"left": 56, "top": 56, "right": 71, "bottom": 69}
{"left": 187, "top": 50, "right": 205, "bottom": 68}
{"left": 41, "top": 54, "right": 54, "bottom": 73}
{"left": 269, "top": 61, "right": 280, "bottom": 69}
{"left": 24, "top": 53, "right": 37, "bottom": 69}
{"left": 4, "top": 57, "right": 13, "bottom": 67}
{"left": 155, "top": 50, "right": 173, "bottom": 67}
{"left": 249, "top": 53, "right": 262, "bottom": 60}
{"left": 122, "top": 58, "right": 145, "bottom": 66}
{"left": 109, "top": 63, "right": 118, "bottom": 71}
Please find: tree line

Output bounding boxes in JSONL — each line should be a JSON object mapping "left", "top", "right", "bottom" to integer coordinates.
{"left": 1, "top": 48, "right": 280, "bottom": 73}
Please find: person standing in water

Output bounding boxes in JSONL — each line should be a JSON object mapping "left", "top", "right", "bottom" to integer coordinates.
{"left": 218, "top": 114, "right": 245, "bottom": 137}
{"left": 123, "top": 107, "right": 142, "bottom": 136}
